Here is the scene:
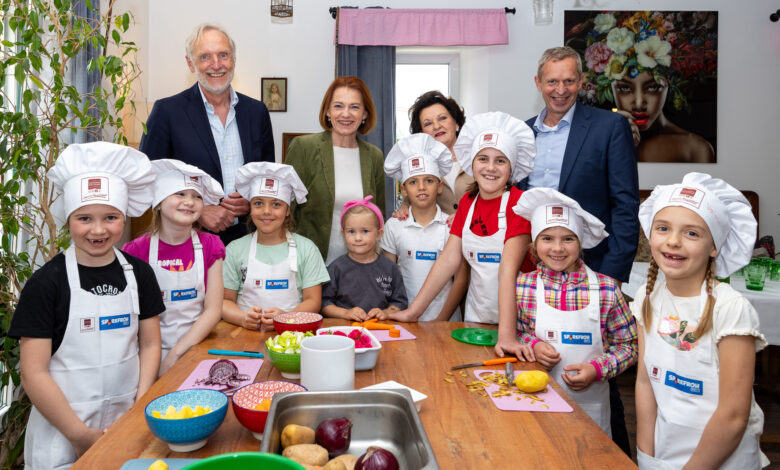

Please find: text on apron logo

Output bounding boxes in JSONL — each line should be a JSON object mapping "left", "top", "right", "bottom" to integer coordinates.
{"left": 171, "top": 288, "right": 197, "bottom": 301}
{"left": 477, "top": 252, "right": 501, "bottom": 263}
{"left": 81, "top": 176, "right": 110, "bottom": 202}
{"left": 99, "top": 314, "right": 131, "bottom": 330}
{"left": 649, "top": 364, "right": 663, "bottom": 382}
{"left": 561, "top": 331, "right": 592, "bottom": 345}
{"left": 544, "top": 330, "right": 559, "bottom": 342}
{"left": 265, "top": 279, "right": 289, "bottom": 289}
{"left": 415, "top": 251, "right": 437, "bottom": 261}
{"left": 80, "top": 317, "right": 96, "bottom": 333}
{"left": 664, "top": 371, "right": 703, "bottom": 395}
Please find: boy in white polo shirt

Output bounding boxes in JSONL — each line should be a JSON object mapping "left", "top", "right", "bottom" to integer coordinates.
{"left": 381, "top": 134, "right": 467, "bottom": 321}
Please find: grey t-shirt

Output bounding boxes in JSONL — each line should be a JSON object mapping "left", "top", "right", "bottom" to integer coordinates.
{"left": 322, "top": 254, "right": 408, "bottom": 311}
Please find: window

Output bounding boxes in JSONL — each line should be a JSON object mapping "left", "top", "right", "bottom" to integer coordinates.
{"left": 395, "top": 52, "right": 460, "bottom": 141}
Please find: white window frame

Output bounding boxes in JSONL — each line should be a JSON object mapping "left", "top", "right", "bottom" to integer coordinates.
{"left": 395, "top": 50, "right": 460, "bottom": 101}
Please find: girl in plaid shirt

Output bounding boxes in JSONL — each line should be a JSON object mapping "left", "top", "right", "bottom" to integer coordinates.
{"left": 497, "top": 187, "right": 637, "bottom": 437}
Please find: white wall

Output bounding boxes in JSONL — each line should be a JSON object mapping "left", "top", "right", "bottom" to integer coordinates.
{"left": 128, "top": 0, "right": 780, "bottom": 242}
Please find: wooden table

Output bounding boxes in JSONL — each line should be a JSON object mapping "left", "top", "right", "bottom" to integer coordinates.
{"left": 73, "top": 320, "right": 636, "bottom": 469}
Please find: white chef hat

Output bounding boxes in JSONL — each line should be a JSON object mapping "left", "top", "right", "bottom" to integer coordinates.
{"left": 638, "top": 172, "right": 756, "bottom": 278}
{"left": 384, "top": 133, "right": 453, "bottom": 183}
{"left": 513, "top": 187, "right": 608, "bottom": 249}
{"left": 151, "top": 159, "right": 225, "bottom": 208}
{"left": 47, "top": 142, "right": 155, "bottom": 221}
{"left": 235, "top": 162, "right": 307, "bottom": 205}
{"left": 453, "top": 112, "right": 536, "bottom": 184}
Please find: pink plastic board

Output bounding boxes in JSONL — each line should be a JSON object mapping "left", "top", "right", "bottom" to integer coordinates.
{"left": 473, "top": 369, "right": 574, "bottom": 413}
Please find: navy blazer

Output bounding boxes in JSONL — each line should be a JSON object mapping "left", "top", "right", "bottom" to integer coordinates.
{"left": 519, "top": 104, "right": 639, "bottom": 282}
{"left": 140, "top": 83, "right": 275, "bottom": 186}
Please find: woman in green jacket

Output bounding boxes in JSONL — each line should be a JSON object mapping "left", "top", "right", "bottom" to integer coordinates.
{"left": 286, "top": 76, "right": 385, "bottom": 264}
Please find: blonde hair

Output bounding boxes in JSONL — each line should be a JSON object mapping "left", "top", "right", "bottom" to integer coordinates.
{"left": 341, "top": 205, "right": 382, "bottom": 254}
{"left": 147, "top": 203, "right": 203, "bottom": 235}
{"left": 641, "top": 257, "right": 716, "bottom": 339}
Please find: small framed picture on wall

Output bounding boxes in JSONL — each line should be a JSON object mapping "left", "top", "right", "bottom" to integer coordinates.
{"left": 261, "top": 77, "right": 287, "bottom": 112}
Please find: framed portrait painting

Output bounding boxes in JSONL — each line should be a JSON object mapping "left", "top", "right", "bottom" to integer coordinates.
{"left": 262, "top": 77, "right": 287, "bottom": 112}
{"left": 564, "top": 11, "right": 718, "bottom": 163}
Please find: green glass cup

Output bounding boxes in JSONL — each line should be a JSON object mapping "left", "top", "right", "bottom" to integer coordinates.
{"left": 744, "top": 264, "right": 766, "bottom": 291}
{"left": 771, "top": 260, "right": 780, "bottom": 282}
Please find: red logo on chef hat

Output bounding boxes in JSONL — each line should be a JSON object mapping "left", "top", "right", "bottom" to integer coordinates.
{"left": 407, "top": 156, "right": 426, "bottom": 175}
{"left": 479, "top": 132, "right": 498, "bottom": 148}
{"left": 669, "top": 186, "right": 705, "bottom": 209}
{"left": 545, "top": 205, "right": 569, "bottom": 225}
{"left": 184, "top": 175, "right": 200, "bottom": 188}
{"left": 259, "top": 177, "right": 279, "bottom": 196}
{"left": 80, "top": 176, "right": 109, "bottom": 202}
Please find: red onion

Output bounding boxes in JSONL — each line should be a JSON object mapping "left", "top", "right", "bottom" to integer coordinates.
{"left": 315, "top": 417, "right": 352, "bottom": 457}
{"left": 355, "top": 446, "right": 399, "bottom": 470}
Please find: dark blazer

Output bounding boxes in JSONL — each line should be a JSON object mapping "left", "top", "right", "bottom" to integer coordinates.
{"left": 519, "top": 104, "right": 639, "bottom": 282}
{"left": 140, "top": 83, "right": 275, "bottom": 186}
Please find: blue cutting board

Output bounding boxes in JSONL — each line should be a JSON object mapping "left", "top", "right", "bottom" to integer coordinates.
{"left": 120, "top": 459, "right": 199, "bottom": 470}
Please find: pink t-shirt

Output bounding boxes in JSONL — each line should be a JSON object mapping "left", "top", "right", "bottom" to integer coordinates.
{"left": 123, "top": 232, "right": 225, "bottom": 289}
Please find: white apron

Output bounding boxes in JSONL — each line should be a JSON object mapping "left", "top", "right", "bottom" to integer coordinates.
{"left": 640, "top": 285, "right": 765, "bottom": 469}
{"left": 397, "top": 212, "right": 460, "bottom": 322}
{"left": 25, "top": 246, "right": 140, "bottom": 470}
{"left": 461, "top": 191, "right": 509, "bottom": 324}
{"left": 534, "top": 266, "right": 611, "bottom": 436}
{"left": 236, "top": 232, "right": 300, "bottom": 313}
{"left": 149, "top": 231, "right": 204, "bottom": 360}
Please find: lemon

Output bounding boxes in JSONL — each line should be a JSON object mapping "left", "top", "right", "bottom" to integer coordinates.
{"left": 164, "top": 406, "right": 176, "bottom": 419}
{"left": 514, "top": 371, "right": 549, "bottom": 393}
{"left": 151, "top": 410, "right": 161, "bottom": 419}
{"left": 147, "top": 459, "right": 168, "bottom": 470}
{"left": 194, "top": 405, "right": 207, "bottom": 417}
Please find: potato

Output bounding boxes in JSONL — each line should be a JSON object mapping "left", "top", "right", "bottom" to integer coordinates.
{"left": 301, "top": 465, "right": 322, "bottom": 470}
{"left": 281, "top": 424, "right": 316, "bottom": 448}
{"left": 282, "top": 443, "right": 329, "bottom": 466}
{"left": 332, "top": 454, "right": 358, "bottom": 470}
{"left": 323, "top": 459, "right": 346, "bottom": 470}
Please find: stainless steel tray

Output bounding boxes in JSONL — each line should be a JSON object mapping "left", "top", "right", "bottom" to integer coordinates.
{"left": 259, "top": 389, "right": 439, "bottom": 469}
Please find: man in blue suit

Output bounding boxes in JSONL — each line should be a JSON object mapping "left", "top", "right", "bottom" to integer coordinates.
{"left": 519, "top": 46, "right": 639, "bottom": 457}
{"left": 140, "top": 24, "right": 274, "bottom": 245}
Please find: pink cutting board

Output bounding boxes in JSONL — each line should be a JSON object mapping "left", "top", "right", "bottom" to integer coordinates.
{"left": 178, "top": 359, "right": 263, "bottom": 393}
{"left": 371, "top": 325, "right": 416, "bottom": 341}
{"left": 474, "top": 369, "right": 573, "bottom": 412}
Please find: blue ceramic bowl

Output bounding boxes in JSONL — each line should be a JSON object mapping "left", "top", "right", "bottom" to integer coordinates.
{"left": 144, "top": 389, "right": 228, "bottom": 452}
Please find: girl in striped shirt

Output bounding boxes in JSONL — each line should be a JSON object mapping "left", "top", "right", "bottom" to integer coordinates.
{"left": 498, "top": 187, "right": 637, "bottom": 437}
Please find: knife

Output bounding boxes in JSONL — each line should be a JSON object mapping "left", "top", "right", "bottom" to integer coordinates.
{"left": 208, "top": 349, "right": 265, "bottom": 358}
{"left": 450, "top": 357, "right": 517, "bottom": 370}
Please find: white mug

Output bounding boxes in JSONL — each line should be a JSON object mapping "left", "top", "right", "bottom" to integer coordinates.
{"left": 300, "top": 335, "right": 355, "bottom": 391}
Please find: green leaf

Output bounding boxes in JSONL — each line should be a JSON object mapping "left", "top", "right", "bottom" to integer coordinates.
{"left": 112, "top": 29, "right": 121, "bottom": 44}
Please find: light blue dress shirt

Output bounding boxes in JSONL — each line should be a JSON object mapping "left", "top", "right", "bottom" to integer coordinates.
{"left": 198, "top": 86, "right": 244, "bottom": 195}
{"left": 527, "top": 103, "right": 577, "bottom": 190}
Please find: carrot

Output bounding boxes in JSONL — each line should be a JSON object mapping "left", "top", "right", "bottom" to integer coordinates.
{"left": 360, "top": 322, "right": 397, "bottom": 330}
{"left": 388, "top": 328, "right": 400, "bottom": 338}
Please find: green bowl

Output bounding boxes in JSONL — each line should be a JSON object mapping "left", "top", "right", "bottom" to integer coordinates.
{"left": 266, "top": 347, "right": 301, "bottom": 379}
{"left": 182, "top": 452, "right": 304, "bottom": 469}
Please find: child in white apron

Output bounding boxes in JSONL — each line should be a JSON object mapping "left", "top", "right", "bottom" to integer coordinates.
{"left": 390, "top": 112, "right": 536, "bottom": 324}
{"left": 322, "top": 196, "right": 408, "bottom": 321}
{"left": 10, "top": 143, "right": 163, "bottom": 469}
{"left": 507, "top": 187, "right": 638, "bottom": 436}
{"left": 381, "top": 133, "right": 466, "bottom": 321}
{"left": 123, "top": 159, "right": 225, "bottom": 375}
{"left": 222, "top": 162, "right": 329, "bottom": 330}
{"left": 633, "top": 172, "right": 768, "bottom": 469}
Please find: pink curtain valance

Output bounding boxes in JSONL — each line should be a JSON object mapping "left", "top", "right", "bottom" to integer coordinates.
{"left": 336, "top": 8, "right": 508, "bottom": 46}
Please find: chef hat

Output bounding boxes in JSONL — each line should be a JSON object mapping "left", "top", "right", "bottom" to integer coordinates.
{"left": 235, "top": 162, "right": 307, "bottom": 205}
{"left": 513, "top": 187, "right": 608, "bottom": 249}
{"left": 638, "top": 172, "right": 756, "bottom": 278}
{"left": 151, "top": 159, "right": 224, "bottom": 208}
{"left": 47, "top": 142, "right": 155, "bottom": 220}
{"left": 384, "top": 134, "right": 453, "bottom": 183}
{"left": 453, "top": 112, "right": 536, "bottom": 184}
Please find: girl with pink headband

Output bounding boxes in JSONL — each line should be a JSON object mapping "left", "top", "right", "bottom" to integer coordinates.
{"left": 321, "top": 196, "right": 408, "bottom": 321}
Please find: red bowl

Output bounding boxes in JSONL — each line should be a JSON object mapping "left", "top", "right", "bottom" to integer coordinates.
{"left": 273, "top": 311, "right": 323, "bottom": 334}
{"left": 231, "top": 381, "right": 307, "bottom": 440}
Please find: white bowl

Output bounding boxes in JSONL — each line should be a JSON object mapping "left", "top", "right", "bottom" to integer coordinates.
{"left": 315, "top": 326, "right": 382, "bottom": 371}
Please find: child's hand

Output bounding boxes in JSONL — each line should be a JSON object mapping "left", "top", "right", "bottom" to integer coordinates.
{"left": 533, "top": 341, "right": 561, "bottom": 370}
{"left": 367, "top": 308, "right": 388, "bottom": 321}
{"left": 446, "top": 213, "right": 456, "bottom": 229}
{"left": 262, "top": 307, "right": 284, "bottom": 327}
{"left": 494, "top": 338, "right": 533, "bottom": 361}
{"left": 561, "top": 363, "right": 598, "bottom": 391}
{"left": 70, "top": 427, "right": 104, "bottom": 457}
{"left": 242, "top": 306, "right": 264, "bottom": 330}
{"left": 346, "top": 307, "right": 369, "bottom": 322}
{"left": 392, "top": 202, "right": 410, "bottom": 220}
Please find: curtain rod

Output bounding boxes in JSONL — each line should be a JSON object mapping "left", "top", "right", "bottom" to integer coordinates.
{"left": 328, "top": 6, "right": 516, "bottom": 19}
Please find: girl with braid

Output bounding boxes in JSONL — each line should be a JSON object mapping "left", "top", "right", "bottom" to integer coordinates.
{"left": 633, "top": 173, "right": 768, "bottom": 469}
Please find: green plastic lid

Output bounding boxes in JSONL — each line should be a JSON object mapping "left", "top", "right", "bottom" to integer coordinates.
{"left": 181, "top": 452, "right": 304, "bottom": 470}
{"left": 451, "top": 328, "right": 498, "bottom": 346}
